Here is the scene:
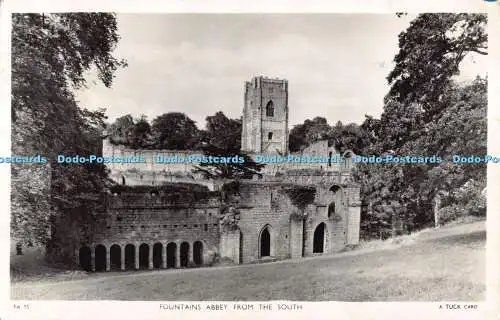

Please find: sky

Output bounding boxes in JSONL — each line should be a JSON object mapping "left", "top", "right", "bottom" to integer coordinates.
{"left": 75, "top": 13, "right": 488, "bottom": 129}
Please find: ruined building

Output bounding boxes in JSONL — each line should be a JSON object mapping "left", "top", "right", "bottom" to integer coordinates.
{"left": 76, "top": 76, "right": 361, "bottom": 272}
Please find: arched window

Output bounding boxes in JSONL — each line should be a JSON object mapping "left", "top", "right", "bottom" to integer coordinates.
{"left": 328, "top": 202, "right": 335, "bottom": 218}
{"left": 268, "top": 132, "right": 273, "bottom": 140}
{"left": 313, "top": 223, "right": 326, "bottom": 253}
{"left": 266, "top": 101, "right": 274, "bottom": 117}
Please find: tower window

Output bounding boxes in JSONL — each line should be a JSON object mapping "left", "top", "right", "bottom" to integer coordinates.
{"left": 266, "top": 100, "right": 274, "bottom": 117}
{"left": 268, "top": 132, "right": 273, "bottom": 140}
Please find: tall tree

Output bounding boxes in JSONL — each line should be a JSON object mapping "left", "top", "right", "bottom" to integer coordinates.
{"left": 130, "top": 115, "right": 152, "bottom": 149}
{"left": 387, "top": 13, "right": 487, "bottom": 115}
{"left": 151, "top": 112, "right": 200, "bottom": 150}
{"left": 11, "top": 13, "right": 126, "bottom": 257}
{"left": 193, "top": 111, "right": 264, "bottom": 179}
{"left": 108, "top": 114, "right": 135, "bottom": 145}
{"left": 288, "top": 117, "right": 331, "bottom": 152}
{"left": 354, "top": 13, "right": 487, "bottom": 238}
{"left": 204, "top": 111, "right": 242, "bottom": 152}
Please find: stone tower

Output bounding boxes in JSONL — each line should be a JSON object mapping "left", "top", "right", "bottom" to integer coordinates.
{"left": 241, "top": 76, "right": 289, "bottom": 155}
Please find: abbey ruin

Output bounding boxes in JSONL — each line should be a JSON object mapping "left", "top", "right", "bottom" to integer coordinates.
{"left": 76, "top": 76, "right": 361, "bottom": 272}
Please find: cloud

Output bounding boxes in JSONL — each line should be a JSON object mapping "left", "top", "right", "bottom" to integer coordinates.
{"left": 75, "top": 13, "right": 486, "bottom": 129}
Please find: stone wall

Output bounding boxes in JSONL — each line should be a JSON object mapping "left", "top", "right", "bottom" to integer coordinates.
{"left": 75, "top": 177, "right": 361, "bottom": 271}
{"left": 225, "top": 180, "right": 360, "bottom": 264}
{"left": 77, "top": 189, "right": 221, "bottom": 271}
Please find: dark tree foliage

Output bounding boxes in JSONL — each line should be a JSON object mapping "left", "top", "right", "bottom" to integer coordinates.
{"left": 288, "top": 117, "right": 330, "bottom": 152}
{"left": 151, "top": 112, "right": 200, "bottom": 150}
{"left": 353, "top": 13, "right": 487, "bottom": 239}
{"left": 203, "top": 111, "right": 242, "bottom": 152}
{"left": 192, "top": 144, "right": 265, "bottom": 180}
{"left": 193, "top": 112, "right": 264, "bottom": 179}
{"left": 11, "top": 13, "right": 126, "bottom": 249}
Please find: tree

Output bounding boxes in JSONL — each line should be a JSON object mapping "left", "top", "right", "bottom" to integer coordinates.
{"left": 288, "top": 117, "right": 331, "bottom": 152}
{"left": 327, "top": 122, "right": 371, "bottom": 155}
{"left": 192, "top": 144, "right": 265, "bottom": 180}
{"left": 130, "top": 115, "right": 152, "bottom": 148}
{"left": 204, "top": 111, "right": 241, "bottom": 152}
{"left": 151, "top": 112, "right": 200, "bottom": 150}
{"left": 11, "top": 13, "right": 126, "bottom": 257}
{"left": 387, "top": 13, "right": 487, "bottom": 116}
{"left": 353, "top": 13, "right": 487, "bottom": 239}
{"left": 193, "top": 112, "right": 264, "bottom": 179}
{"left": 108, "top": 114, "right": 135, "bottom": 145}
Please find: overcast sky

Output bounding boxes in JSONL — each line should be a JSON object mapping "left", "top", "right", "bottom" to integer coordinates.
{"left": 75, "top": 13, "right": 487, "bottom": 129}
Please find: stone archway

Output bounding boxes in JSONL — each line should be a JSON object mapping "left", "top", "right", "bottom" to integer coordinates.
{"left": 110, "top": 244, "right": 121, "bottom": 271}
{"left": 259, "top": 226, "right": 271, "bottom": 258}
{"left": 79, "top": 246, "right": 91, "bottom": 271}
{"left": 193, "top": 241, "right": 203, "bottom": 266}
{"left": 180, "top": 242, "right": 189, "bottom": 267}
{"left": 313, "top": 223, "right": 326, "bottom": 253}
{"left": 166, "top": 242, "right": 176, "bottom": 268}
{"left": 330, "top": 185, "right": 344, "bottom": 216}
{"left": 139, "top": 243, "right": 149, "bottom": 269}
{"left": 125, "top": 244, "right": 135, "bottom": 270}
{"left": 153, "top": 243, "right": 163, "bottom": 269}
{"left": 95, "top": 244, "right": 106, "bottom": 272}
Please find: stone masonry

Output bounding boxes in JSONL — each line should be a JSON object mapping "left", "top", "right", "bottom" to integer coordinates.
{"left": 75, "top": 76, "right": 362, "bottom": 272}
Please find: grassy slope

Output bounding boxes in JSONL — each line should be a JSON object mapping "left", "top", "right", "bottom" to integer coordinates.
{"left": 10, "top": 221, "right": 485, "bottom": 301}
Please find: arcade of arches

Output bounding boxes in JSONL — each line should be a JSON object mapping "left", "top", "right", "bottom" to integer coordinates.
{"left": 78, "top": 241, "right": 204, "bottom": 272}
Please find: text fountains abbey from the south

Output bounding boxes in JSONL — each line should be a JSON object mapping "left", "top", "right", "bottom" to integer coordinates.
{"left": 75, "top": 76, "right": 361, "bottom": 272}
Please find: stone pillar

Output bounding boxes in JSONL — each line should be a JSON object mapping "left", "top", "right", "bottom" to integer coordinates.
{"left": 162, "top": 245, "right": 167, "bottom": 269}
{"left": 106, "top": 246, "right": 110, "bottom": 271}
{"left": 91, "top": 247, "right": 96, "bottom": 272}
{"left": 175, "top": 242, "right": 181, "bottom": 268}
{"left": 120, "top": 246, "right": 125, "bottom": 271}
{"left": 220, "top": 229, "right": 241, "bottom": 264}
{"left": 346, "top": 205, "right": 361, "bottom": 245}
{"left": 188, "top": 243, "right": 193, "bottom": 266}
{"left": 289, "top": 217, "right": 304, "bottom": 259}
{"left": 135, "top": 244, "right": 140, "bottom": 270}
{"left": 148, "top": 244, "right": 153, "bottom": 269}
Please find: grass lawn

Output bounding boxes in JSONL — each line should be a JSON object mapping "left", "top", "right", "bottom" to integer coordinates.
{"left": 10, "top": 221, "right": 485, "bottom": 301}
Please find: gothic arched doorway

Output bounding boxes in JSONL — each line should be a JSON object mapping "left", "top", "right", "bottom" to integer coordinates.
{"left": 260, "top": 226, "right": 271, "bottom": 258}
{"left": 193, "top": 241, "right": 203, "bottom": 266}
{"left": 313, "top": 223, "right": 326, "bottom": 253}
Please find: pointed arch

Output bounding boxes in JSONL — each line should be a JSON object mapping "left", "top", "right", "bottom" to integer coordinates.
{"left": 313, "top": 223, "right": 326, "bottom": 253}
{"left": 259, "top": 224, "right": 274, "bottom": 258}
{"left": 265, "top": 100, "right": 274, "bottom": 117}
{"left": 329, "top": 184, "right": 345, "bottom": 218}
{"left": 193, "top": 241, "right": 203, "bottom": 266}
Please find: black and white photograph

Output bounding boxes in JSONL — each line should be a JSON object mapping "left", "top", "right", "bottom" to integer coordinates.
{"left": 3, "top": 2, "right": 499, "bottom": 319}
